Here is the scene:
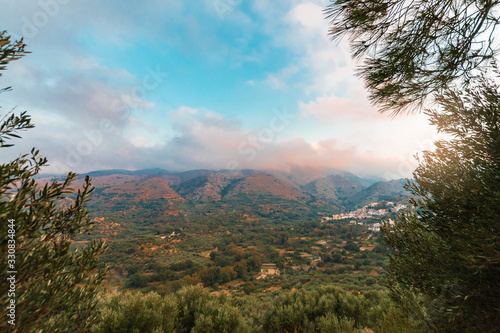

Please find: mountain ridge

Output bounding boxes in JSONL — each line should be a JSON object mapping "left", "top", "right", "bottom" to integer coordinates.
{"left": 36, "top": 168, "right": 410, "bottom": 209}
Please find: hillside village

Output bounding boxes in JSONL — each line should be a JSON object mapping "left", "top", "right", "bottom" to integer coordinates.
{"left": 323, "top": 201, "right": 408, "bottom": 221}
{"left": 321, "top": 201, "right": 407, "bottom": 232}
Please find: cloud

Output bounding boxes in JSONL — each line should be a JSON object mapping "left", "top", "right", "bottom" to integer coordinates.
{"left": 299, "top": 95, "right": 379, "bottom": 122}
{"left": 1, "top": 54, "right": 158, "bottom": 151}
{"left": 169, "top": 106, "right": 200, "bottom": 120}
{"left": 142, "top": 108, "right": 408, "bottom": 178}
{"left": 264, "top": 65, "right": 299, "bottom": 89}
{"left": 0, "top": 0, "right": 436, "bottom": 180}
{"left": 0, "top": 105, "right": 406, "bottom": 178}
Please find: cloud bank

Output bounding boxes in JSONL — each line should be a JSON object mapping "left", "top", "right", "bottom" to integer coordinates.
{"left": 0, "top": 0, "right": 437, "bottom": 179}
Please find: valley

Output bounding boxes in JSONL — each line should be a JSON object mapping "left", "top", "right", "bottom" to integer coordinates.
{"left": 53, "top": 168, "right": 410, "bottom": 296}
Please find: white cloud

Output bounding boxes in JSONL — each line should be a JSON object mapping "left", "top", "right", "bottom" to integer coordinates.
{"left": 264, "top": 66, "right": 299, "bottom": 89}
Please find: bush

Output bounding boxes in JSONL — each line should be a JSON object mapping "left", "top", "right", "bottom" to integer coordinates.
{"left": 93, "top": 291, "right": 177, "bottom": 333}
{"left": 127, "top": 273, "right": 148, "bottom": 288}
{"left": 94, "top": 285, "right": 244, "bottom": 333}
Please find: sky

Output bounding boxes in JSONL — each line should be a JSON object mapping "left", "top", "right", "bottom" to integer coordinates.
{"left": 0, "top": 0, "right": 439, "bottom": 180}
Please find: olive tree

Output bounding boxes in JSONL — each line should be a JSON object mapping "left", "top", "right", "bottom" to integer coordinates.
{"left": 0, "top": 31, "right": 106, "bottom": 332}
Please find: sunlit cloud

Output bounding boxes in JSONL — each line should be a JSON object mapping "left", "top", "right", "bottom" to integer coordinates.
{"left": 0, "top": 0, "right": 436, "bottom": 179}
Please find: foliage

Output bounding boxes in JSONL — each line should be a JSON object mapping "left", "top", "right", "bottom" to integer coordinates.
{"left": 93, "top": 291, "right": 177, "bottom": 333}
{"left": 0, "top": 31, "right": 106, "bottom": 332}
{"left": 90, "top": 201, "right": 389, "bottom": 294}
{"left": 93, "top": 284, "right": 416, "bottom": 332}
{"left": 261, "top": 284, "right": 414, "bottom": 332}
{"left": 326, "top": 0, "right": 500, "bottom": 115}
{"left": 383, "top": 78, "right": 500, "bottom": 332}
{"left": 0, "top": 31, "right": 29, "bottom": 95}
{"left": 95, "top": 285, "right": 243, "bottom": 333}
{"left": 0, "top": 30, "right": 33, "bottom": 148}
{"left": 327, "top": 1, "right": 500, "bottom": 330}
{"left": 175, "top": 285, "right": 243, "bottom": 333}
{"left": 344, "top": 240, "right": 360, "bottom": 253}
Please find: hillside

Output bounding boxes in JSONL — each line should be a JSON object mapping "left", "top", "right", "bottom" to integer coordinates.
{"left": 37, "top": 168, "right": 410, "bottom": 209}
{"left": 100, "top": 177, "right": 185, "bottom": 202}
{"left": 174, "top": 172, "right": 237, "bottom": 201}
{"left": 157, "top": 169, "right": 215, "bottom": 187}
{"left": 346, "top": 178, "right": 409, "bottom": 208}
{"left": 71, "top": 167, "right": 411, "bottom": 310}
{"left": 302, "top": 174, "right": 368, "bottom": 205}
{"left": 222, "top": 173, "right": 310, "bottom": 202}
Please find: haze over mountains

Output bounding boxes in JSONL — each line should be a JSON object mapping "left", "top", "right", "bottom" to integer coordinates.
{"left": 38, "top": 168, "right": 410, "bottom": 210}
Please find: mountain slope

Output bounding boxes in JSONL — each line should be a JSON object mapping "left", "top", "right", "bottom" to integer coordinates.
{"left": 346, "top": 179, "right": 409, "bottom": 208}
{"left": 101, "top": 177, "right": 184, "bottom": 202}
{"left": 174, "top": 173, "right": 237, "bottom": 201}
{"left": 37, "top": 168, "right": 409, "bottom": 209}
{"left": 303, "top": 174, "right": 368, "bottom": 205}
{"left": 222, "top": 173, "right": 310, "bottom": 202}
{"left": 270, "top": 167, "right": 373, "bottom": 187}
{"left": 83, "top": 168, "right": 170, "bottom": 178}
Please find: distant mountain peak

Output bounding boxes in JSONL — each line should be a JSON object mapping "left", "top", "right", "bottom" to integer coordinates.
{"left": 345, "top": 178, "right": 410, "bottom": 209}
{"left": 302, "top": 174, "right": 369, "bottom": 205}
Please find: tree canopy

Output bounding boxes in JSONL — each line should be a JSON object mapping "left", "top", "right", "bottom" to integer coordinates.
{"left": 0, "top": 31, "right": 106, "bottom": 332}
{"left": 326, "top": 0, "right": 500, "bottom": 115}
{"left": 327, "top": 2, "right": 500, "bottom": 330}
{"left": 383, "top": 78, "right": 500, "bottom": 331}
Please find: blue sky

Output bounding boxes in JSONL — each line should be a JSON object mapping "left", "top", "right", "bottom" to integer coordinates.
{"left": 0, "top": 0, "right": 436, "bottom": 179}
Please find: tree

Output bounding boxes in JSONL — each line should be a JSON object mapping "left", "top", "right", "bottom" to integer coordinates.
{"left": 94, "top": 291, "right": 177, "bottom": 333}
{"left": 0, "top": 31, "right": 106, "bottom": 332}
{"left": 219, "top": 266, "right": 237, "bottom": 283}
{"left": 262, "top": 284, "right": 410, "bottom": 332}
{"left": 382, "top": 78, "right": 500, "bottom": 332}
{"left": 326, "top": 0, "right": 500, "bottom": 115}
{"left": 0, "top": 31, "right": 29, "bottom": 96}
{"left": 327, "top": 2, "right": 500, "bottom": 331}
{"left": 343, "top": 240, "right": 360, "bottom": 253}
{"left": 198, "top": 266, "right": 221, "bottom": 287}
{"left": 174, "top": 285, "right": 243, "bottom": 333}
{"left": 127, "top": 273, "right": 148, "bottom": 288}
{"left": 233, "top": 259, "right": 248, "bottom": 278}
{"left": 246, "top": 254, "right": 262, "bottom": 272}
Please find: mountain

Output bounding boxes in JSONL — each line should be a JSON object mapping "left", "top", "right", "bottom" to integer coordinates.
{"left": 82, "top": 168, "right": 171, "bottom": 178}
{"left": 157, "top": 169, "right": 220, "bottom": 187}
{"left": 302, "top": 174, "right": 369, "bottom": 205}
{"left": 345, "top": 179, "right": 410, "bottom": 208}
{"left": 36, "top": 169, "right": 171, "bottom": 188}
{"left": 268, "top": 167, "right": 374, "bottom": 186}
{"left": 37, "top": 168, "right": 409, "bottom": 211}
{"left": 174, "top": 172, "right": 237, "bottom": 201}
{"left": 35, "top": 174, "right": 146, "bottom": 189}
{"left": 82, "top": 174, "right": 146, "bottom": 188}
{"left": 100, "top": 177, "right": 184, "bottom": 202}
{"left": 222, "top": 173, "right": 310, "bottom": 202}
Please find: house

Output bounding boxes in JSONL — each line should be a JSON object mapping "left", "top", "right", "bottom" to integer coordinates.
{"left": 260, "top": 263, "right": 280, "bottom": 276}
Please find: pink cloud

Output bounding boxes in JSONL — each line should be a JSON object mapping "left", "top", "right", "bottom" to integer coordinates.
{"left": 299, "top": 95, "right": 388, "bottom": 122}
